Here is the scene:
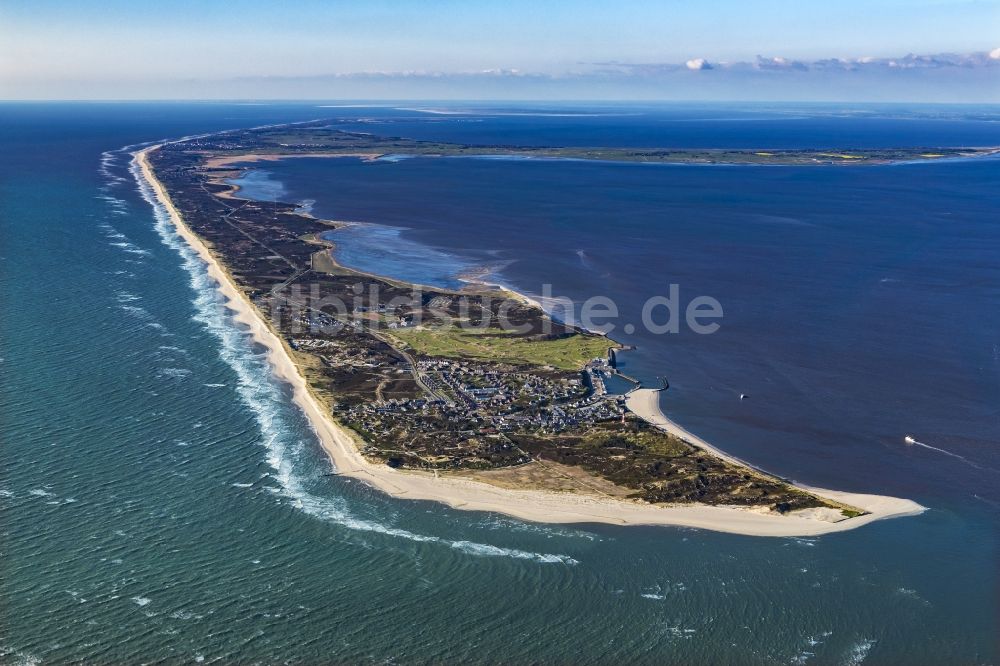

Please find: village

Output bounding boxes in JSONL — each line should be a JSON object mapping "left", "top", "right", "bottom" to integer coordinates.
{"left": 348, "top": 355, "right": 625, "bottom": 434}
{"left": 286, "top": 314, "right": 630, "bottom": 468}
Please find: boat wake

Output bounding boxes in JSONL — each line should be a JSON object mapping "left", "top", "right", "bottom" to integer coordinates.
{"left": 903, "top": 435, "right": 986, "bottom": 471}
{"left": 129, "top": 151, "right": 578, "bottom": 566}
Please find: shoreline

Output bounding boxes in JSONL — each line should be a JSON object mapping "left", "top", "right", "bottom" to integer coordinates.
{"left": 626, "top": 388, "right": 767, "bottom": 472}
{"left": 203, "top": 147, "right": 1000, "bottom": 172}
{"left": 135, "top": 145, "right": 925, "bottom": 537}
{"left": 202, "top": 152, "right": 383, "bottom": 169}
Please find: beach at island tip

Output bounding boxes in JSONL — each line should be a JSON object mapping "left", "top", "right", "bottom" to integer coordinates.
{"left": 135, "top": 145, "right": 925, "bottom": 537}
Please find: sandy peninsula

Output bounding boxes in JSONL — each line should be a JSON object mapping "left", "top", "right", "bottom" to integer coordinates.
{"left": 202, "top": 152, "right": 382, "bottom": 169}
{"left": 135, "top": 145, "right": 925, "bottom": 537}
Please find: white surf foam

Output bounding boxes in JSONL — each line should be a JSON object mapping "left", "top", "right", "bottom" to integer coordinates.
{"left": 100, "top": 221, "right": 150, "bottom": 258}
{"left": 791, "top": 630, "right": 833, "bottom": 664}
{"left": 843, "top": 638, "right": 876, "bottom": 665}
{"left": 99, "top": 150, "right": 129, "bottom": 186}
{"left": 118, "top": 304, "right": 152, "bottom": 319}
{"left": 157, "top": 367, "right": 192, "bottom": 379}
{"left": 109, "top": 241, "right": 151, "bottom": 257}
{"left": 157, "top": 344, "right": 189, "bottom": 355}
{"left": 0, "top": 647, "right": 41, "bottom": 666}
{"left": 98, "top": 223, "right": 128, "bottom": 241}
{"left": 663, "top": 626, "right": 697, "bottom": 639}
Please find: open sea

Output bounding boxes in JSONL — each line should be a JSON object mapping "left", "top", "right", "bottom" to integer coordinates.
{"left": 2, "top": 102, "right": 999, "bottom": 665}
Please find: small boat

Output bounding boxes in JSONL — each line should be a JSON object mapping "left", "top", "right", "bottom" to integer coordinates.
{"left": 739, "top": 393, "right": 748, "bottom": 400}
{"left": 904, "top": 435, "right": 917, "bottom": 445}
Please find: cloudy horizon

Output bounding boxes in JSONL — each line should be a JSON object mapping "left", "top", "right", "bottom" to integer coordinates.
{"left": 2, "top": 0, "right": 999, "bottom": 101}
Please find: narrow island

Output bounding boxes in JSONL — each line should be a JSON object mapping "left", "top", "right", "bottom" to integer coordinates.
{"left": 133, "top": 122, "right": 937, "bottom": 536}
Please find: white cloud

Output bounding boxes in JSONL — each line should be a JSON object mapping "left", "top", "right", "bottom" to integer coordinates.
{"left": 599, "top": 49, "right": 1000, "bottom": 76}
{"left": 753, "top": 55, "right": 808, "bottom": 71}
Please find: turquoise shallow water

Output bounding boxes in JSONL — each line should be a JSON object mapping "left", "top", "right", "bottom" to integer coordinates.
{"left": 1, "top": 103, "right": 998, "bottom": 665}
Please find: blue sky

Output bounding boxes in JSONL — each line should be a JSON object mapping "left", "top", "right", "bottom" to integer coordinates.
{"left": 1, "top": 0, "right": 998, "bottom": 100}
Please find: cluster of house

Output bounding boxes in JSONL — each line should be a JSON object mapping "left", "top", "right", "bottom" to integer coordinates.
{"left": 352, "top": 304, "right": 415, "bottom": 329}
{"left": 418, "top": 359, "right": 584, "bottom": 407}
{"left": 345, "top": 355, "right": 625, "bottom": 439}
{"left": 269, "top": 305, "right": 345, "bottom": 336}
{"left": 288, "top": 335, "right": 385, "bottom": 371}
{"left": 288, "top": 337, "right": 341, "bottom": 351}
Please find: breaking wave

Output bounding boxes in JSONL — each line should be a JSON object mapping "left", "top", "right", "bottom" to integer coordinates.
{"left": 843, "top": 638, "right": 876, "bottom": 665}
{"left": 99, "top": 149, "right": 129, "bottom": 186}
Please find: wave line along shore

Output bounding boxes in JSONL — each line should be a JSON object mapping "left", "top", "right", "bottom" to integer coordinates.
{"left": 134, "top": 145, "right": 924, "bottom": 537}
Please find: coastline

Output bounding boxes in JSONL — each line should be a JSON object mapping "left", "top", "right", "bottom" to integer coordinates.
{"left": 203, "top": 152, "right": 382, "bottom": 169}
{"left": 626, "top": 389, "right": 768, "bottom": 471}
{"left": 135, "top": 145, "right": 925, "bottom": 537}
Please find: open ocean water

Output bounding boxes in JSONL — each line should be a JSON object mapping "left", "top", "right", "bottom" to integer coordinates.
{"left": 2, "top": 102, "right": 998, "bottom": 664}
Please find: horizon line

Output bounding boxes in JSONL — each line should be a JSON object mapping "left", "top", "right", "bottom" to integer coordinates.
{"left": 4, "top": 98, "right": 1000, "bottom": 105}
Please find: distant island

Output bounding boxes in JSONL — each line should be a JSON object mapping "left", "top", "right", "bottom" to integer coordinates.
{"left": 186, "top": 120, "right": 998, "bottom": 166}
{"left": 134, "top": 122, "right": 931, "bottom": 535}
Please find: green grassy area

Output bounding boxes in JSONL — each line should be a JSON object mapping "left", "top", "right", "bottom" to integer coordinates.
{"left": 580, "top": 425, "right": 691, "bottom": 458}
{"left": 386, "top": 326, "right": 613, "bottom": 370}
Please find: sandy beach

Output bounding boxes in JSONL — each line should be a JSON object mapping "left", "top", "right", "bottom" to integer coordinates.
{"left": 202, "top": 152, "right": 382, "bottom": 169}
{"left": 626, "top": 388, "right": 770, "bottom": 471}
{"left": 136, "top": 145, "right": 925, "bottom": 537}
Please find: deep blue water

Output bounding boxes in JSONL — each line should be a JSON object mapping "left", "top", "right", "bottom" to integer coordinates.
{"left": 2, "top": 102, "right": 999, "bottom": 665}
